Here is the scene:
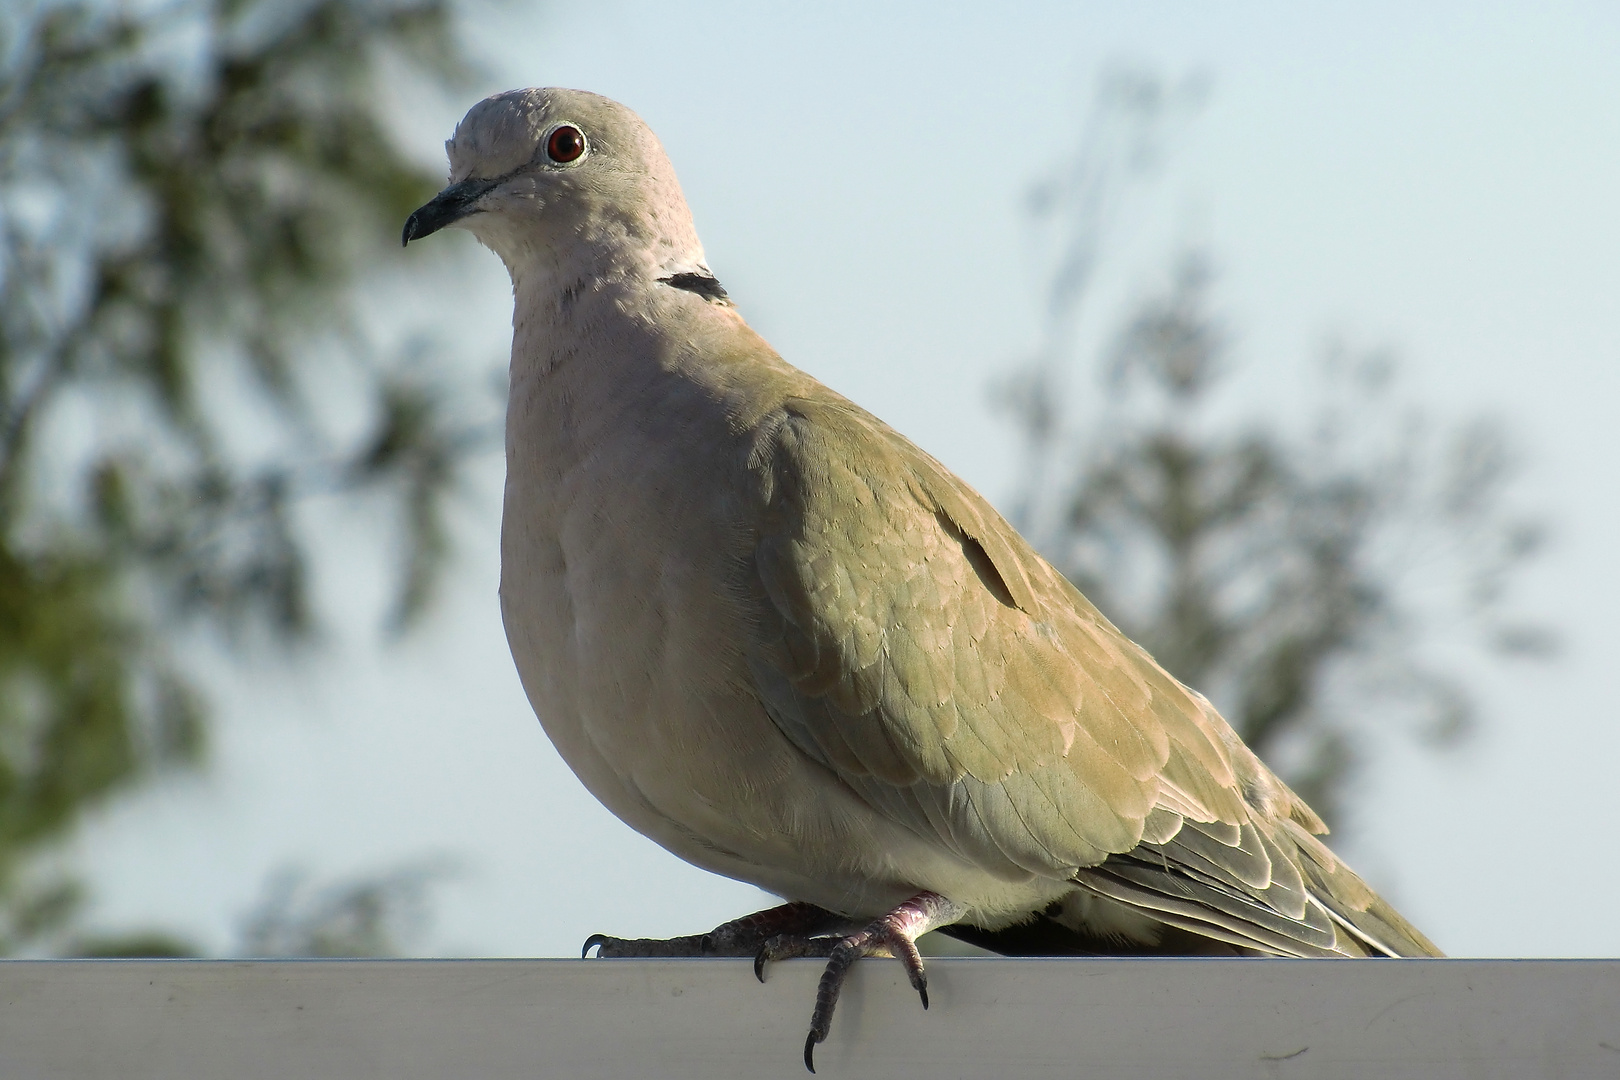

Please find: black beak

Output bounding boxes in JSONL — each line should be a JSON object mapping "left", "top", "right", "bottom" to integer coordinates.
{"left": 402, "top": 178, "right": 499, "bottom": 246}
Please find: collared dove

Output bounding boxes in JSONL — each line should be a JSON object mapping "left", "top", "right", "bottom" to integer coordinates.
{"left": 403, "top": 87, "right": 1442, "bottom": 1070}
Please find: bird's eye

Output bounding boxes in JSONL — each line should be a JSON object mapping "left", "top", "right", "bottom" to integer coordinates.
{"left": 546, "top": 125, "right": 586, "bottom": 164}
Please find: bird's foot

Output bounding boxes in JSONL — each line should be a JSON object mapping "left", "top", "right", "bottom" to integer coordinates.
{"left": 583, "top": 901, "right": 851, "bottom": 958}
{"left": 755, "top": 891, "right": 967, "bottom": 1073}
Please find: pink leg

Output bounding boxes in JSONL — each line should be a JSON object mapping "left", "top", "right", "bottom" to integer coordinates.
{"left": 756, "top": 891, "right": 967, "bottom": 1073}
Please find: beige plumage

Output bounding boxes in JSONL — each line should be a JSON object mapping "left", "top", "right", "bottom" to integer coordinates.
{"left": 403, "top": 87, "right": 1440, "bottom": 1068}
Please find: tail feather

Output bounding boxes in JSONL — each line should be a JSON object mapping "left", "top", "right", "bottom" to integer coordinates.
{"left": 939, "top": 814, "right": 1443, "bottom": 959}
{"left": 1279, "top": 819, "right": 1442, "bottom": 957}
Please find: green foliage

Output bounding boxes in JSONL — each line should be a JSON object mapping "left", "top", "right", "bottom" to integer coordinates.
{"left": 70, "top": 929, "right": 199, "bottom": 957}
{"left": 0, "top": 0, "right": 486, "bottom": 950}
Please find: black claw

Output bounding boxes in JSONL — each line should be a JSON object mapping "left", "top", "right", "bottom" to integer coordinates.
{"left": 754, "top": 950, "right": 769, "bottom": 983}
{"left": 804, "top": 1032, "right": 817, "bottom": 1073}
{"left": 919, "top": 984, "right": 930, "bottom": 1010}
{"left": 582, "top": 934, "right": 607, "bottom": 959}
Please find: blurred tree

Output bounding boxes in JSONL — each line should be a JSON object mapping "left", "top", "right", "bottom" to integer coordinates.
{"left": 236, "top": 860, "right": 452, "bottom": 957}
{"left": 67, "top": 859, "right": 454, "bottom": 958}
{"left": 0, "top": 0, "right": 492, "bottom": 952}
{"left": 999, "top": 72, "right": 1554, "bottom": 827}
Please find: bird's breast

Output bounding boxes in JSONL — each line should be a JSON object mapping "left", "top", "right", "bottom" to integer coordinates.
{"left": 497, "top": 363, "right": 820, "bottom": 876}
{"left": 492, "top": 315, "right": 1076, "bottom": 921}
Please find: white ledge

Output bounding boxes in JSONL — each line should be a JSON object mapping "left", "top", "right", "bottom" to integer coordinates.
{"left": 1, "top": 958, "right": 1617, "bottom": 1078}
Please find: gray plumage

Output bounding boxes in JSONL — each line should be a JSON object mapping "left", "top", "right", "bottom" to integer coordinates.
{"left": 404, "top": 85, "right": 1438, "bottom": 1002}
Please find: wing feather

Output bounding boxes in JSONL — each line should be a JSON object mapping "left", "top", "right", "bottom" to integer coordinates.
{"left": 743, "top": 392, "right": 1441, "bottom": 957}
{"left": 748, "top": 398, "right": 1233, "bottom": 866}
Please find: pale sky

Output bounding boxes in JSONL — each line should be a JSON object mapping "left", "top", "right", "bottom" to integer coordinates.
{"left": 72, "top": 2, "right": 1620, "bottom": 958}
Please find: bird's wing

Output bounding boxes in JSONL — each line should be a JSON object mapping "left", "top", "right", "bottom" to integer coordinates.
{"left": 745, "top": 394, "right": 1439, "bottom": 957}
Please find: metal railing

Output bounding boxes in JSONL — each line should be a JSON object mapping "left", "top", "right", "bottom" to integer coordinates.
{"left": 2, "top": 957, "right": 1616, "bottom": 1078}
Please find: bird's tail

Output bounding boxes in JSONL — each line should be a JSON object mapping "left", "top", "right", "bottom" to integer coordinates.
{"left": 938, "top": 815, "right": 1442, "bottom": 959}
{"left": 1276, "top": 817, "right": 1442, "bottom": 957}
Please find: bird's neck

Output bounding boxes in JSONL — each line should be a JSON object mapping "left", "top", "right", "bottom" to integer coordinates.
{"left": 502, "top": 254, "right": 683, "bottom": 476}
{"left": 507, "top": 251, "right": 654, "bottom": 381}
{"left": 501, "top": 246, "right": 801, "bottom": 479}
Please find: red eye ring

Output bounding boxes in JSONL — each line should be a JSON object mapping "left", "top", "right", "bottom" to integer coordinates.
{"left": 546, "top": 124, "right": 586, "bottom": 164}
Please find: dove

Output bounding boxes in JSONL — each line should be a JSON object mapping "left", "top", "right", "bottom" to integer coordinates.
{"left": 402, "top": 87, "right": 1441, "bottom": 1071}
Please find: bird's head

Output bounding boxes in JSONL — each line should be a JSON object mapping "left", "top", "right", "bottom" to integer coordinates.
{"left": 402, "top": 88, "right": 704, "bottom": 282}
